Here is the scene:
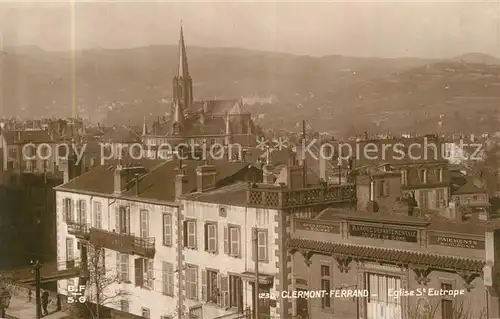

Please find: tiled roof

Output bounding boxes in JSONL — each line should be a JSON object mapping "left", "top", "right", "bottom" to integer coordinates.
{"left": 289, "top": 238, "right": 485, "bottom": 273}
{"left": 452, "top": 177, "right": 487, "bottom": 195}
{"left": 182, "top": 182, "right": 249, "bottom": 205}
{"left": 100, "top": 126, "right": 142, "bottom": 143}
{"left": 2, "top": 130, "right": 52, "bottom": 144}
{"left": 56, "top": 159, "right": 256, "bottom": 203}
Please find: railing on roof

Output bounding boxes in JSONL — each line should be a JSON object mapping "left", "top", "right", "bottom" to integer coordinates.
{"left": 247, "top": 183, "right": 356, "bottom": 209}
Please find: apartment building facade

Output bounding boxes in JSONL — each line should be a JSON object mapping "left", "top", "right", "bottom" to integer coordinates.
{"left": 54, "top": 159, "right": 263, "bottom": 319}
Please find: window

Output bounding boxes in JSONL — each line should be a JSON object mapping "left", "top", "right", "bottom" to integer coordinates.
{"left": 184, "top": 220, "right": 197, "bottom": 249}
{"left": 224, "top": 225, "right": 240, "bottom": 257}
{"left": 378, "top": 180, "right": 389, "bottom": 197}
{"left": 186, "top": 265, "right": 198, "bottom": 300}
{"left": 63, "top": 198, "right": 73, "bottom": 222}
{"left": 77, "top": 200, "right": 86, "bottom": 224}
{"left": 441, "top": 283, "right": 453, "bottom": 319}
{"left": 140, "top": 209, "right": 149, "bottom": 239}
{"left": 205, "top": 223, "right": 218, "bottom": 253}
{"left": 436, "top": 189, "right": 445, "bottom": 208}
{"left": 116, "top": 253, "right": 129, "bottom": 282}
{"left": 253, "top": 229, "right": 268, "bottom": 262}
{"left": 229, "top": 275, "right": 243, "bottom": 310}
{"left": 162, "top": 262, "right": 174, "bottom": 296}
{"left": 420, "top": 169, "right": 427, "bottom": 183}
{"left": 419, "top": 190, "right": 429, "bottom": 209}
{"left": 93, "top": 202, "right": 102, "bottom": 229}
{"left": 134, "top": 258, "right": 154, "bottom": 289}
{"left": 66, "top": 238, "right": 74, "bottom": 268}
{"left": 206, "top": 270, "right": 219, "bottom": 303}
{"left": 141, "top": 308, "right": 150, "bottom": 319}
{"left": 163, "top": 214, "right": 172, "bottom": 246}
{"left": 116, "top": 206, "right": 130, "bottom": 234}
{"left": 320, "top": 265, "right": 331, "bottom": 308}
{"left": 120, "top": 300, "right": 129, "bottom": 312}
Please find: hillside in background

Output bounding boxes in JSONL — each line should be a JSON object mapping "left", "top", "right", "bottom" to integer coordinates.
{"left": 0, "top": 45, "right": 499, "bottom": 135}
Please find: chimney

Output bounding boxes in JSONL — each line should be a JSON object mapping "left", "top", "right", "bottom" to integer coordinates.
{"left": 196, "top": 164, "right": 217, "bottom": 193}
{"left": 113, "top": 165, "right": 146, "bottom": 195}
{"left": 175, "top": 169, "right": 188, "bottom": 200}
{"left": 61, "top": 153, "right": 82, "bottom": 183}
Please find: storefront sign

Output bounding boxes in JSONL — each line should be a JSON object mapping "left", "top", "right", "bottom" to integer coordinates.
{"left": 429, "top": 235, "right": 484, "bottom": 249}
{"left": 348, "top": 224, "right": 418, "bottom": 242}
{"left": 296, "top": 221, "right": 340, "bottom": 233}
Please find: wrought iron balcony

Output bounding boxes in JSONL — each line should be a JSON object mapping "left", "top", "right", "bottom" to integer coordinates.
{"left": 247, "top": 183, "right": 356, "bottom": 209}
{"left": 67, "top": 222, "right": 90, "bottom": 239}
{"left": 89, "top": 228, "right": 155, "bottom": 258}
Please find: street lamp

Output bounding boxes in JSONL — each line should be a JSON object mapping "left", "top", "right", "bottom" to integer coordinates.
{"left": 0, "top": 287, "right": 12, "bottom": 317}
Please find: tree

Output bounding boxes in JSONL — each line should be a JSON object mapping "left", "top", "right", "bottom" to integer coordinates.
{"left": 70, "top": 242, "right": 130, "bottom": 319}
{"left": 403, "top": 298, "right": 486, "bottom": 319}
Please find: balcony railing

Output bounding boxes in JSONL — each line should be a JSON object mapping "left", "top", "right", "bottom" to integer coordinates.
{"left": 247, "top": 183, "right": 356, "bottom": 209}
{"left": 67, "top": 222, "right": 90, "bottom": 239}
{"left": 89, "top": 228, "right": 155, "bottom": 258}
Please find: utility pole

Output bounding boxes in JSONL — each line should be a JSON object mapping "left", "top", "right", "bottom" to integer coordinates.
{"left": 33, "top": 260, "right": 42, "bottom": 319}
{"left": 253, "top": 228, "right": 260, "bottom": 319}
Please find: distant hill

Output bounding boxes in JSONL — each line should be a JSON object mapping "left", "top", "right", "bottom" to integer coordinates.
{"left": 0, "top": 45, "right": 499, "bottom": 135}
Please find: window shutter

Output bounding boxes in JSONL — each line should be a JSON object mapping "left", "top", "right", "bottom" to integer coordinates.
{"left": 217, "top": 273, "right": 222, "bottom": 306}
{"left": 258, "top": 231, "right": 266, "bottom": 261}
{"left": 201, "top": 269, "right": 207, "bottom": 301}
{"left": 115, "top": 206, "right": 119, "bottom": 232}
{"left": 213, "top": 225, "right": 218, "bottom": 253}
{"left": 252, "top": 228, "right": 256, "bottom": 261}
{"left": 135, "top": 258, "right": 143, "bottom": 287}
{"left": 223, "top": 225, "right": 229, "bottom": 254}
{"left": 116, "top": 253, "right": 121, "bottom": 281}
{"left": 148, "top": 260, "right": 154, "bottom": 289}
{"left": 183, "top": 221, "right": 188, "bottom": 247}
{"left": 82, "top": 201, "right": 87, "bottom": 224}
{"left": 384, "top": 181, "right": 389, "bottom": 197}
{"left": 221, "top": 275, "right": 229, "bottom": 309}
{"left": 62, "top": 199, "right": 67, "bottom": 222}
{"left": 204, "top": 224, "right": 208, "bottom": 251}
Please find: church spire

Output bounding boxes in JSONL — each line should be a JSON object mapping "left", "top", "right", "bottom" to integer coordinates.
{"left": 178, "top": 24, "right": 189, "bottom": 79}
{"left": 172, "top": 23, "right": 193, "bottom": 115}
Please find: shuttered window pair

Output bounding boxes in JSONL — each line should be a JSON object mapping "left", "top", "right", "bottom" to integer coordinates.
{"left": 134, "top": 258, "right": 154, "bottom": 289}
{"left": 162, "top": 261, "right": 174, "bottom": 296}
{"left": 224, "top": 225, "right": 240, "bottom": 257}
{"left": 204, "top": 223, "right": 217, "bottom": 253}
{"left": 116, "top": 253, "right": 129, "bottom": 282}
{"left": 184, "top": 220, "right": 197, "bottom": 249}
{"left": 201, "top": 269, "right": 229, "bottom": 309}
{"left": 252, "top": 228, "right": 268, "bottom": 262}
{"left": 62, "top": 198, "right": 73, "bottom": 222}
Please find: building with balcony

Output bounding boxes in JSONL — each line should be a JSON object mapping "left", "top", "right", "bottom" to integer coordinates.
{"left": 54, "top": 158, "right": 263, "bottom": 318}
{"left": 288, "top": 205, "right": 499, "bottom": 319}
{"left": 54, "top": 148, "right": 357, "bottom": 319}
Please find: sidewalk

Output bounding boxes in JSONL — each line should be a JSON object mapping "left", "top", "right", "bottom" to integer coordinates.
{"left": 5, "top": 294, "right": 70, "bottom": 319}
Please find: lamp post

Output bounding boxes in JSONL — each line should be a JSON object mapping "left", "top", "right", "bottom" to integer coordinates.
{"left": 0, "top": 287, "right": 12, "bottom": 317}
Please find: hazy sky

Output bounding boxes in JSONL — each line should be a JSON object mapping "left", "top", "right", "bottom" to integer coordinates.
{"left": 0, "top": 1, "right": 500, "bottom": 58}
